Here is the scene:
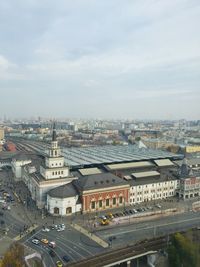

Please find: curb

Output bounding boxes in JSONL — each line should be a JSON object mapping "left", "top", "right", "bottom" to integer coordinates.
{"left": 14, "top": 224, "right": 38, "bottom": 241}
{"left": 71, "top": 223, "right": 108, "bottom": 248}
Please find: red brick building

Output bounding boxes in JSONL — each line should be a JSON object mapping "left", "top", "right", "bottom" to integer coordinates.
{"left": 73, "top": 173, "right": 130, "bottom": 213}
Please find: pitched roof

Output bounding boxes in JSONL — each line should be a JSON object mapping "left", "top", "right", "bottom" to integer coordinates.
{"left": 73, "top": 173, "right": 128, "bottom": 191}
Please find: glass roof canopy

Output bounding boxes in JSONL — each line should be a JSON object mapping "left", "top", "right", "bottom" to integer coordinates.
{"left": 62, "top": 145, "right": 183, "bottom": 168}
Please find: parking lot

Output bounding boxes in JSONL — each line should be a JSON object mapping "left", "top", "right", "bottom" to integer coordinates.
{"left": 87, "top": 200, "right": 175, "bottom": 229}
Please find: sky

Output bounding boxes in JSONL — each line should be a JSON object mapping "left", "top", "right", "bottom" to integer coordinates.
{"left": 0, "top": 0, "right": 200, "bottom": 120}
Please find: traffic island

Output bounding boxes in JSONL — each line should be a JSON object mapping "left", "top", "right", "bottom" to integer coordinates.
{"left": 71, "top": 223, "right": 109, "bottom": 248}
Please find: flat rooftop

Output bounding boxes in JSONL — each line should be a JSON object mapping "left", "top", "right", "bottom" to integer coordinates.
{"left": 62, "top": 145, "right": 183, "bottom": 168}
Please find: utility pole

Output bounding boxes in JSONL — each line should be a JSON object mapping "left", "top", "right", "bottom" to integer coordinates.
{"left": 153, "top": 225, "right": 156, "bottom": 237}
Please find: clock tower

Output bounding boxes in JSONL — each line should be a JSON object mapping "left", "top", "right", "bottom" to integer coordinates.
{"left": 40, "top": 122, "right": 69, "bottom": 179}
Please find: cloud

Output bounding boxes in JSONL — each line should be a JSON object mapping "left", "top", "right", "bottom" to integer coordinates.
{"left": 0, "top": 0, "right": 199, "bottom": 119}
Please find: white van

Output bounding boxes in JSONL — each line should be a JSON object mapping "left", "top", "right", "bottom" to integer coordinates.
{"left": 48, "top": 241, "right": 56, "bottom": 248}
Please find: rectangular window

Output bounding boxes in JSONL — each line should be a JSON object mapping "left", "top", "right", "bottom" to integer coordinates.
{"left": 113, "top": 198, "right": 116, "bottom": 205}
{"left": 99, "top": 200, "right": 102, "bottom": 208}
{"left": 119, "top": 196, "right": 123, "bottom": 204}
{"left": 106, "top": 199, "right": 109, "bottom": 206}
{"left": 91, "top": 201, "right": 95, "bottom": 209}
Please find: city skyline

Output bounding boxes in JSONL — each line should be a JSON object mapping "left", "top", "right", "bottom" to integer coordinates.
{"left": 0, "top": 0, "right": 200, "bottom": 120}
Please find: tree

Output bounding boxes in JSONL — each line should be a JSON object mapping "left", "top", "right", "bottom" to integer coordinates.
{"left": 1, "top": 242, "right": 25, "bottom": 267}
{"left": 168, "top": 233, "right": 200, "bottom": 267}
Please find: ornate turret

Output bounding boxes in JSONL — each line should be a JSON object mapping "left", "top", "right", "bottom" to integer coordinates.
{"left": 40, "top": 122, "right": 69, "bottom": 179}
{"left": 180, "top": 158, "right": 189, "bottom": 178}
{"left": 52, "top": 122, "right": 57, "bottom": 141}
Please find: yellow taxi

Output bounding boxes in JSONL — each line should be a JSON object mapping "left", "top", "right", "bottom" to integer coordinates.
{"left": 41, "top": 238, "right": 48, "bottom": 244}
{"left": 56, "top": 261, "right": 63, "bottom": 267}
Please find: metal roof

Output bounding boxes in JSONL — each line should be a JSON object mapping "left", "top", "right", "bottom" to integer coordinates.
{"left": 107, "top": 161, "right": 154, "bottom": 170}
{"left": 61, "top": 145, "right": 182, "bottom": 168}
{"left": 154, "top": 159, "right": 174, "bottom": 167}
{"left": 132, "top": 171, "right": 160, "bottom": 178}
{"left": 78, "top": 167, "right": 102, "bottom": 176}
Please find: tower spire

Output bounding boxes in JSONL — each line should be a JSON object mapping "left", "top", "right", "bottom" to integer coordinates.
{"left": 52, "top": 121, "right": 57, "bottom": 141}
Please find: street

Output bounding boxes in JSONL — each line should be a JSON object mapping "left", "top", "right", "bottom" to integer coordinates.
{"left": 23, "top": 224, "right": 106, "bottom": 267}
{"left": 95, "top": 211, "right": 200, "bottom": 248}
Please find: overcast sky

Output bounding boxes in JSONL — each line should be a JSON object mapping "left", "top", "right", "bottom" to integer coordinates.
{"left": 0, "top": 0, "right": 200, "bottom": 120}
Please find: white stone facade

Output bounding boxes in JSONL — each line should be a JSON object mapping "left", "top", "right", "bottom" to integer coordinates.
{"left": 12, "top": 158, "right": 31, "bottom": 179}
{"left": 47, "top": 195, "right": 82, "bottom": 216}
{"left": 129, "top": 179, "right": 178, "bottom": 204}
{"left": 39, "top": 165, "right": 69, "bottom": 180}
{"left": 21, "top": 127, "right": 76, "bottom": 208}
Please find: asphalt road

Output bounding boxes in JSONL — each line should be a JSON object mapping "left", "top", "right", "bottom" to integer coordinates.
{"left": 23, "top": 225, "right": 106, "bottom": 267}
{"left": 95, "top": 211, "right": 200, "bottom": 248}
{"left": 0, "top": 170, "right": 29, "bottom": 239}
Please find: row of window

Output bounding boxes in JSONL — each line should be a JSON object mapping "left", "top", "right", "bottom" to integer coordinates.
{"left": 51, "top": 162, "right": 62, "bottom": 167}
{"left": 50, "top": 150, "right": 58, "bottom": 156}
{"left": 53, "top": 207, "right": 72, "bottom": 214}
{"left": 52, "top": 171, "right": 63, "bottom": 176}
{"left": 91, "top": 197, "right": 123, "bottom": 209}
{"left": 131, "top": 181, "right": 175, "bottom": 190}
{"left": 130, "top": 187, "right": 175, "bottom": 196}
{"left": 130, "top": 191, "right": 175, "bottom": 202}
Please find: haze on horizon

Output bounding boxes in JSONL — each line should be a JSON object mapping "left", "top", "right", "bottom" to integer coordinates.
{"left": 0, "top": 0, "right": 200, "bottom": 121}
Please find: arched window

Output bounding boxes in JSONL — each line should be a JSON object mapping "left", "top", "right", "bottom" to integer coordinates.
{"left": 66, "top": 207, "right": 72, "bottom": 214}
{"left": 54, "top": 207, "right": 59, "bottom": 214}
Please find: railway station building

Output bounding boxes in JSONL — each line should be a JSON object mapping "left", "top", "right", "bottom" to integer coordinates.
{"left": 11, "top": 125, "right": 198, "bottom": 216}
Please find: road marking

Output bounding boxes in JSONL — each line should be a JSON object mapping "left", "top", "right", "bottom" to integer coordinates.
{"left": 25, "top": 240, "right": 55, "bottom": 267}
{"left": 56, "top": 234, "right": 95, "bottom": 256}
{"left": 101, "top": 216, "right": 200, "bottom": 237}
{"left": 54, "top": 241, "right": 79, "bottom": 261}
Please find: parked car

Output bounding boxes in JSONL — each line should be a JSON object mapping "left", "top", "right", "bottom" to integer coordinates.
{"left": 100, "top": 218, "right": 109, "bottom": 226}
{"left": 156, "top": 204, "right": 162, "bottom": 208}
{"left": 57, "top": 228, "right": 64, "bottom": 232}
{"left": 99, "top": 215, "right": 107, "bottom": 220}
{"left": 42, "top": 228, "right": 50, "bottom": 232}
{"left": 59, "top": 223, "right": 65, "bottom": 228}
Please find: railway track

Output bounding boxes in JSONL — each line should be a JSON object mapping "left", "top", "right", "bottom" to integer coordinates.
{"left": 68, "top": 236, "right": 167, "bottom": 267}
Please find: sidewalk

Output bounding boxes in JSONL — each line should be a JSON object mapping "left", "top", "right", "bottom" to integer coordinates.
{"left": 71, "top": 223, "right": 109, "bottom": 248}
{"left": 14, "top": 224, "right": 38, "bottom": 241}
